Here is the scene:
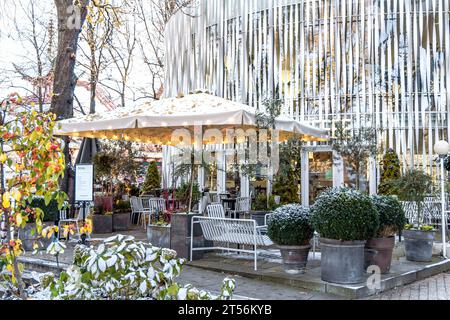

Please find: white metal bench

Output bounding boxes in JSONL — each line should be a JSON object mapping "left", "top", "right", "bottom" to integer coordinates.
{"left": 190, "top": 216, "right": 274, "bottom": 271}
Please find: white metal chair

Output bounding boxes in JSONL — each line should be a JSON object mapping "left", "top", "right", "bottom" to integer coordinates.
{"left": 58, "top": 204, "right": 91, "bottom": 241}
{"left": 191, "top": 216, "right": 274, "bottom": 270}
{"left": 130, "top": 196, "right": 152, "bottom": 227}
{"left": 206, "top": 203, "right": 226, "bottom": 218}
{"left": 234, "top": 197, "right": 251, "bottom": 219}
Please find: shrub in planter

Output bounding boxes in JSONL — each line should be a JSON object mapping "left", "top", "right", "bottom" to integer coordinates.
{"left": 395, "top": 169, "right": 436, "bottom": 262}
{"left": 310, "top": 188, "right": 379, "bottom": 284}
{"left": 365, "top": 195, "right": 406, "bottom": 273}
{"left": 268, "top": 204, "right": 314, "bottom": 274}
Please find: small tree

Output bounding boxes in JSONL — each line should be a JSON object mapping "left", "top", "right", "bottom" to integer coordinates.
{"left": 332, "top": 121, "right": 378, "bottom": 190}
{"left": 141, "top": 161, "right": 161, "bottom": 195}
{"left": 378, "top": 149, "right": 401, "bottom": 195}
{"left": 0, "top": 93, "right": 67, "bottom": 299}
{"left": 394, "top": 169, "right": 435, "bottom": 229}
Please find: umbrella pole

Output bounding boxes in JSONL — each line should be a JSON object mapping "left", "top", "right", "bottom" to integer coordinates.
{"left": 188, "top": 145, "right": 194, "bottom": 214}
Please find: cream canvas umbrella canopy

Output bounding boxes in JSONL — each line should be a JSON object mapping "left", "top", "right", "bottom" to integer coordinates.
{"left": 56, "top": 93, "right": 329, "bottom": 143}
{"left": 57, "top": 93, "right": 329, "bottom": 213}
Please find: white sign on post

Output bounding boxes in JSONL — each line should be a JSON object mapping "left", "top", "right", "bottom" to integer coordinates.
{"left": 75, "top": 164, "right": 94, "bottom": 202}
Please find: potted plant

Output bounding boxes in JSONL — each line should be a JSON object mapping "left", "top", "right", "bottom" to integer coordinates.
{"left": 310, "top": 187, "right": 379, "bottom": 284}
{"left": 365, "top": 195, "right": 406, "bottom": 273}
{"left": 394, "top": 170, "right": 436, "bottom": 262}
{"left": 147, "top": 210, "right": 171, "bottom": 248}
{"left": 92, "top": 204, "right": 113, "bottom": 234}
{"left": 251, "top": 194, "right": 278, "bottom": 226}
{"left": 170, "top": 182, "right": 204, "bottom": 259}
{"left": 267, "top": 204, "right": 314, "bottom": 274}
{"left": 112, "top": 200, "right": 131, "bottom": 232}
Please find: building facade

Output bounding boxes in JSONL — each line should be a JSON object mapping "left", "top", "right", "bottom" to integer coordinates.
{"left": 164, "top": 0, "right": 450, "bottom": 202}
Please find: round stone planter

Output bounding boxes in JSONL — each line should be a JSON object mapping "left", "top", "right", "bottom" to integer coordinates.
{"left": 404, "top": 229, "right": 435, "bottom": 262}
{"left": 92, "top": 214, "right": 113, "bottom": 234}
{"left": 364, "top": 236, "right": 395, "bottom": 274}
{"left": 320, "top": 238, "right": 366, "bottom": 284}
{"left": 278, "top": 245, "right": 311, "bottom": 274}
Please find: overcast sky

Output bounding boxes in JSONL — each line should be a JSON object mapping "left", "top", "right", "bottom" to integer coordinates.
{"left": 0, "top": 0, "right": 160, "bottom": 114}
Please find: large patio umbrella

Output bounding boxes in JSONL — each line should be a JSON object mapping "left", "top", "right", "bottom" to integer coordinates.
{"left": 56, "top": 93, "right": 328, "bottom": 143}
{"left": 56, "top": 93, "right": 329, "bottom": 211}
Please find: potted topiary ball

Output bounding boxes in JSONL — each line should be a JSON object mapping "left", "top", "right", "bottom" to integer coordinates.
{"left": 267, "top": 204, "right": 314, "bottom": 274}
{"left": 310, "top": 188, "right": 379, "bottom": 284}
{"left": 365, "top": 195, "right": 406, "bottom": 274}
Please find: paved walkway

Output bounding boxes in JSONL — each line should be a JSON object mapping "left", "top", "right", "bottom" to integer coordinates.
{"left": 366, "top": 272, "right": 450, "bottom": 300}
{"left": 178, "top": 266, "right": 343, "bottom": 300}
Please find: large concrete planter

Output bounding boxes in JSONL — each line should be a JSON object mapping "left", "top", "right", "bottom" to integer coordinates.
{"left": 92, "top": 215, "right": 113, "bottom": 234}
{"left": 112, "top": 212, "right": 130, "bottom": 232}
{"left": 278, "top": 245, "right": 311, "bottom": 274}
{"left": 147, "top": 225, "right": 171, "bottom": 248}
{"left": 320, "top": 238, "right": 366, "bottom": 284}
{"left": 404, "top": 230, "right": 435, "bottom": 262}
{"left": 364, "top": 237, "right": 395, "bottom": 274}
{"left": 170, "top": 213, "right": 205, "bottom": 260}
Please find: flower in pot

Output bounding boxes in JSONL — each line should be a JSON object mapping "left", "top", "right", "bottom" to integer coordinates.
{"left": 310, "top": 188, "right": 379, "bottom": 284}
{"left": 267, "top": 204, "right": 314, "bottom": 274}
{"left": 365, "top": 195, "right": 407, "bottom": 274}
{"left": 394, "top": 169, "right": 436, "bottom": 262}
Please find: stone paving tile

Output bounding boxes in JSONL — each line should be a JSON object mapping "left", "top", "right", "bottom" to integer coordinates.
{"left": 366, "top": 272, "right": 450, "bottom": 300}
{"left": 178, "top": 266, "right": 344, "bottom": 300}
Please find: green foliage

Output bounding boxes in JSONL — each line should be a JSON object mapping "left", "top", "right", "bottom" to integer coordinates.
{"left": 267, "top": 204, "right": 314, "bottom": 246}
{"left": 114, "top": 200, "right": 131, "bottom": 211}
{"left": 29, "top": 197, "right": 61, "bottom": 222}
{"left": 176, "top": 182, "right": 201, "bottom": 205}
{"left": 141, "top": 161, "right": 161, "bottom": 196}
{"left": 272, "top": 169, "right": 299, "bottom": 205}
{"left": 393, "top": 169, "right": 435, "bottom": 229}
{"left": 371, "top": 195, "right": 406, "bottom": 237}
{"left": 36, "top": 235, "right": 235, "bottom": 300}
{"left": 252, "top": 193, "right": 278, "bottom": 211}
{"left": 444, "top": 154, "right": 450, "bottom": 171}
{"left": 332, "top": 121, "right": 378, "bottom": 190}
{"left": 310, "top": 188, "right": 379, "bottom": 241}
{"left": 378, "top": 149, "right": 402, "bottom": 195}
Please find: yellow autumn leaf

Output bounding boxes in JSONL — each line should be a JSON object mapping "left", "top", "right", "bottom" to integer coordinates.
{"left": 16, "top": 213, "right": 22, "bottom": 226}
{"left": 11, "top": 189, "right": 21, "bottom": 202}
{"left": 2, "top": 192, "right": 10, "bottom": 208}
{"left": 0, "top": 153, "right": 7, "bottom": 163}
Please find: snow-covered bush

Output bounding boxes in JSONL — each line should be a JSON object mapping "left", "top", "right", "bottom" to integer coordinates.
{"left": 267, "top": 204, "right": 314, "bottom": 246}
{"left": 33, "top": 235, "right": 235, "bottom": 300}
{"left": 310, "top": 188, "right": 379, "bottom": 241}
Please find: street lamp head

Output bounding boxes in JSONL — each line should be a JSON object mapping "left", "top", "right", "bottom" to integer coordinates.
{"left": 434, "top": 140, "right": 450, "bottom": 156}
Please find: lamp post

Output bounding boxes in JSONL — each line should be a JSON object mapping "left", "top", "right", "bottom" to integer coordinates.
{"left": 434, "top": 140, "right": 450, "bottom": 259}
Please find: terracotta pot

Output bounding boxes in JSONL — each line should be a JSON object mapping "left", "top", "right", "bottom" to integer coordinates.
{"left": 404, "top": 229, "right": 435, "bottom": 262}
{"left": 364, "top": 237, "right": 395, "bottom": 274}
{"left": 320, "top": 238, "right": 366, "bottom": 284}
{"left": 278, "top": 244, "right": 311, "bottom": 274}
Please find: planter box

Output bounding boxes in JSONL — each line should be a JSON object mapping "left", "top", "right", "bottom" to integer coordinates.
{"left": 170, "top": 213, "right": 206, "bottom": 260}
{"left": 113, "top": 212, "right": 130, "bottom": 232}
{"left": 147, "top": 225, "right": 171, "bottom": 248}
{"left": 92, "top": 215, "right": 113, "bottom": 234}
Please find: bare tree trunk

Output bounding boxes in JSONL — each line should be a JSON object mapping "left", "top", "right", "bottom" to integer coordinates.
{"left": 51, "top": 0, "right": 88, "bottom": 193}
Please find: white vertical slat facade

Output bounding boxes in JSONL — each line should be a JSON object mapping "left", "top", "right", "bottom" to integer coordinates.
{"left": 164, "top": 0, "right": 450, "bottom": 178}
